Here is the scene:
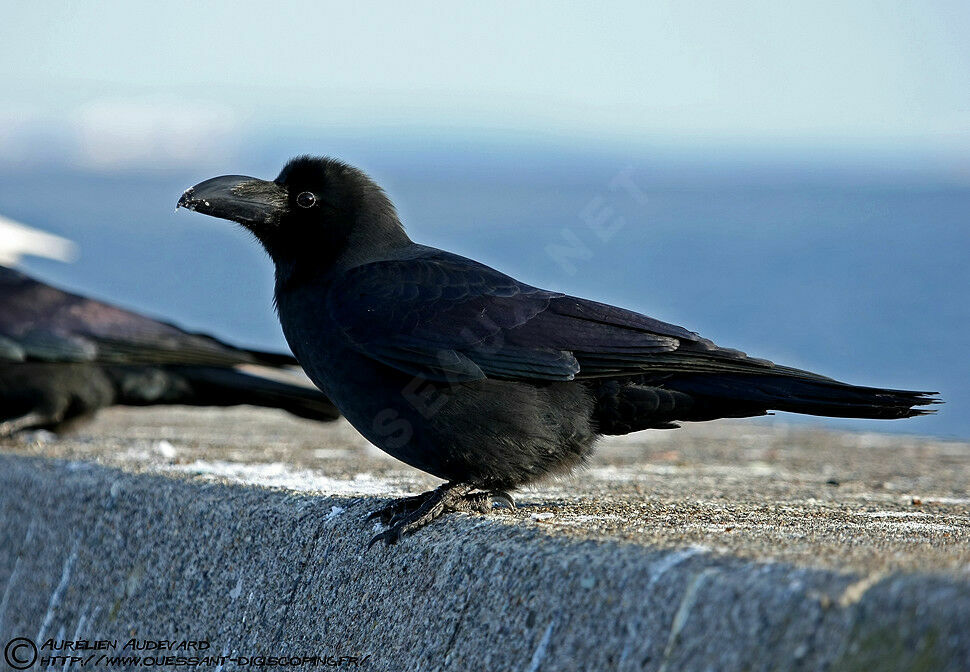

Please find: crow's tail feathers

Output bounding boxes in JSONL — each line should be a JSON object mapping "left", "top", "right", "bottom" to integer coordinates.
{"left": 167, "top": 366, "right": 340, "bottom": 422}
{"left": 593, "top": 373, "right": 939, "bottom": 435}
{"left": 669, "top": 373, "right": 939, "bottom": 420}
{"left": 240, "top": 348, "right": 302, "bottom": 367}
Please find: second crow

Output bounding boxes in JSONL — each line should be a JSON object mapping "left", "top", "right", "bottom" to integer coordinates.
{"left": 0, "top": 265, "right": 340, "bottom": 436}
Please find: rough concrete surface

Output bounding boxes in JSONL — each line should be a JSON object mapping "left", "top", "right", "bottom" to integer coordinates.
{"left": 1, "top": 406, "right": 969, "bottom": 671}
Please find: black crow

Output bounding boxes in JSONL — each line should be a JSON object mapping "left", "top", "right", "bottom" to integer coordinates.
{"left": 178, "top": 156, "right": 939, "bottom": 545}
{"left": 0, "top": 265, "right": 340, "bottom": 436}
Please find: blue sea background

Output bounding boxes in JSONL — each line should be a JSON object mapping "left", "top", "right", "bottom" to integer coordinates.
{"left": 1, "top": 136, "right": 965, "bottom": 439}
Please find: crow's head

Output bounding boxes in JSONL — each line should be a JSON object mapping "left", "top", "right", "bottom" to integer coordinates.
{"left": 178, "top": 156, "right": 408, "bottom": 266}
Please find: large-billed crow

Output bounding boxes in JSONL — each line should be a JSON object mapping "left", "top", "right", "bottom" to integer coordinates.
{"left": 178, "top": 156, "right": 939, "bottom": 545}
{"left": 0, "top": 265, "right": 339, "bottom": 436}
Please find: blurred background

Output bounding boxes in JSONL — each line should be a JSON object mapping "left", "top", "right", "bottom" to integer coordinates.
{"left": 1, "top": 1, "right": 966, "bottom": 437}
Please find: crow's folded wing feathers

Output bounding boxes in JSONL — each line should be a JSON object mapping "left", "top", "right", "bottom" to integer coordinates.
{"left": 328, "top": 253, "right": 748, "bottom": 383}
{"left": 0, "top": 266, "right": 267, "bottom": 366}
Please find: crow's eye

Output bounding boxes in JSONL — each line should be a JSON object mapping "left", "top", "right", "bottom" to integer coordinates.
{"left": 296, "top": 192, "right": 317, "bottom": 208}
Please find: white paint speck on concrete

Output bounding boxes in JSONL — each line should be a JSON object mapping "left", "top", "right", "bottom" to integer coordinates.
{"left": 154, "top": 440, "right": 177, "bottom": 459}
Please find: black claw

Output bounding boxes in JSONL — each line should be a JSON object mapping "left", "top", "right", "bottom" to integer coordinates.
{"left": 366, "top": 508, "right": 393, "bottom": 525}
{"left": 367, "top": 528, "right": 401, "bottom": 550}
{"left": 490, "top": 491, "right": 516, "bottom": 510}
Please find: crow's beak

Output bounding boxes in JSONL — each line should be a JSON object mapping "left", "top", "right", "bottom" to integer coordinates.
{"left": 177, "top": 175, "right": 288, "bottom": 229}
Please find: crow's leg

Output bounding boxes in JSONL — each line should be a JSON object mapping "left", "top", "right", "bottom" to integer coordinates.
{"left": 366, "top": 491, "right": 436, "bottom": 525}
{"left": 0, "top": 411, "right": 48, "bottom": 438}
{"left": 367, "top": 483, "right": 515, "bottom": 547}
{"left": 368, "top": 482, "right": 477, "bottom": 547}
{"left": 367, "top": 487, "right": 517, "bottom": 527}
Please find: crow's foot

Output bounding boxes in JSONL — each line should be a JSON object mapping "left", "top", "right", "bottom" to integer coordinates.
{"left": 366, "top": 491, "right": 435, "bottom": 525}
{"left": 0, "top": 412, "right": 47, "bottom": 438}
{"left": 367, "top": 483, "right": 515, "bottom": 548}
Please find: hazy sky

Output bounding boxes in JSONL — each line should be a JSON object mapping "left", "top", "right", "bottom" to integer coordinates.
{"left": 2, "top": 1, "right": 968, "bottom": 166}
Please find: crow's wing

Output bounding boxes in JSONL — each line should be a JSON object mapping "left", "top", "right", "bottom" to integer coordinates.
{"left": 327, "top": 251, "right": 759, "bottom": 383}
{"left": 0, "top": 266, "right": 268, "bottom": 366}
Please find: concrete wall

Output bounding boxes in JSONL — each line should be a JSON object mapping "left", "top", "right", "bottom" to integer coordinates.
{"left": 2, "top": 453, "right": 968, "bottom": 672}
